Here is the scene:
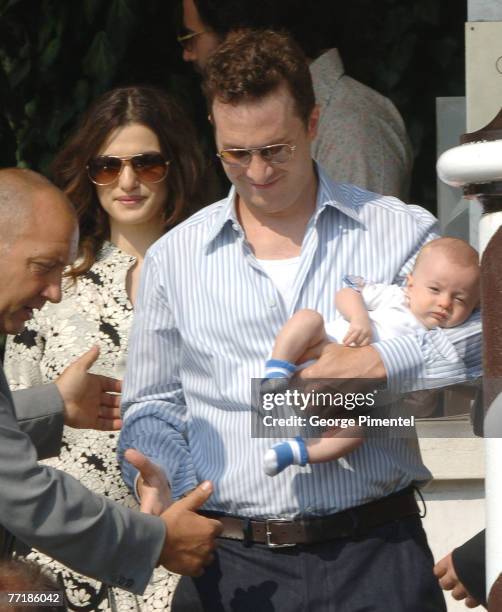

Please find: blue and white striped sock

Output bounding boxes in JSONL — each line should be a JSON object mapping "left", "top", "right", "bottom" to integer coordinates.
{"left": 264, "top": 358, "right": 297, "bottom": 379}
{"left": 263, "top": 437, "right": 309, "bottom": 476}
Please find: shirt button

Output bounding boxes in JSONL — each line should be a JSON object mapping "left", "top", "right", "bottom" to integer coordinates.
{"left": 269, "top": 299, "right": 277, "bottom": 308}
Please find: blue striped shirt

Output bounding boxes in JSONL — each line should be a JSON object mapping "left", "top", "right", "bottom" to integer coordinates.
{"left": 119, "top": 166, "right": 481, "bottom": 517}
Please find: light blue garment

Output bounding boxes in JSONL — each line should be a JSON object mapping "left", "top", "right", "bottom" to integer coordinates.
{"left": 119, "top": 166, "right": 481, "bottom": 518}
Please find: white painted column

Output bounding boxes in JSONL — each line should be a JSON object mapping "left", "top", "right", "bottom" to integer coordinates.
{"left": 438, "top": 142, "right": 502, "bottom": 601}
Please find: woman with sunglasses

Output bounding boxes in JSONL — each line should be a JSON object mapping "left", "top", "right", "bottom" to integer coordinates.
{"left": 4, "top": 85, "right": 205, "bottom": 611}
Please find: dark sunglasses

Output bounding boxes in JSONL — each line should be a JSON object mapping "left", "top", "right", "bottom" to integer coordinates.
{"left": 217, "top": 143, "right": 297, "bottom": 167}
{"left": 176, "top": 28, "right": 207, "bottom": 50}
{"left": 87, "top": 153, "right": 170, "bottom": 186}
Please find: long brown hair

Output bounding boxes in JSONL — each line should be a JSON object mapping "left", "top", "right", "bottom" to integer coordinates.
{"left": 52, "top": 86, "right": 205, "bottom": 277}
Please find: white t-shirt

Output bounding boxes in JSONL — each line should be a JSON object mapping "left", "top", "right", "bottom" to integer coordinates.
{"left": 257, "top": 256, "right": 300, "bottom": 311}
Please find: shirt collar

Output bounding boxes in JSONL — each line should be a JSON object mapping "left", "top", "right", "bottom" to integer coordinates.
{"left": 204, "top": 163, "right": 364, "bottom": 249}
{"left": 310, "top": 48, "right": 345, "bottom": 107}
{"left": 315, "top": 165, "right": 366, "bottom": 224}
{"left": 204, "top": 186, "right": 241, "bottom": 248}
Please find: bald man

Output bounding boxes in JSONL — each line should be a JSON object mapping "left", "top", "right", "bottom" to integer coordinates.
{"left": 0, "top": 169, "right": 123, "bottom": 455}
{"left": 0, "top": 169, "right": 222, "bottom": 592}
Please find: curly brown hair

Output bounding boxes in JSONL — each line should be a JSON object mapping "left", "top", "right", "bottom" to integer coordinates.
{"left": 52, "top": 86, "right": 205, "bottom": 278}
{"left": 202, "top": 29, "right": 315, "bottom": 126}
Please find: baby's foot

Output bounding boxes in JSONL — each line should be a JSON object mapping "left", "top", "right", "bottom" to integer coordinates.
{"left": 264, "top": 358, "right": 296, "bottom": 379}
{"left": 261, "top": 359, "right": 297, "bottom": 394}
{"left": 263, "top": 438, "right": 308, "bottom": 476}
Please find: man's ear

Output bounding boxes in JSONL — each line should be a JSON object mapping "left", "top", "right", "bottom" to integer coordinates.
{"left": 307, "top": 105, "right": 320, "bottom": 140}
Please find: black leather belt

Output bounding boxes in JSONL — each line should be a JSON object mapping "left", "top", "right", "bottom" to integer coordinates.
{"left": 202, "top": 487, "right": 419, "bottom": 548}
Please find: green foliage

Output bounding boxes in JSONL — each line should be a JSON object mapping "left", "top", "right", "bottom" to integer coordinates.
{"left": 0, "top": 0, "right": 191, "bottom": 175}
{"left": 0, "top": 0, "right": 466, "bottom": 212}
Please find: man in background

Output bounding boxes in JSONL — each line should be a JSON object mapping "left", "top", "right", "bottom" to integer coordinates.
{"left": 178, "top": 0, "right": 413, "bottom": 199}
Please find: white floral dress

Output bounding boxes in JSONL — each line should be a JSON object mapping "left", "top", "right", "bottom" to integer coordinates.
{"left": 4, "top": 242, "right": 179, "bottom": 611}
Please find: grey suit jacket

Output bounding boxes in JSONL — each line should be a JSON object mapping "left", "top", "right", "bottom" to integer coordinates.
{"left": 0, "top": 365, "right": 165, "bottom": 594}
{"left": 12, "top": 383, "right": 64, "bottom": 460}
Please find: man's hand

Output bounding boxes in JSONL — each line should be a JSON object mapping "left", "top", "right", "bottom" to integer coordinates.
{"left": 124, "top": 449, "right": 173, "bottom": 515}
{"left": 343, "top": 316, "right": 373, "bottom": 347}
{"left": 55, "top": 346, "right": 122, "bottom": 430}
{"left": 434, "top": 553, "right": 480, "bottom": 608}
{"left": 298, "top": 343, "right": 386, "bottom": 381}
{"left": 158, "top": 481, "right": 223, "bottom": 576}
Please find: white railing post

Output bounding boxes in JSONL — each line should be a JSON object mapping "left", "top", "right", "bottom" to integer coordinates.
{"left": 437, "top": 111, "right": 502, "bottom": 606}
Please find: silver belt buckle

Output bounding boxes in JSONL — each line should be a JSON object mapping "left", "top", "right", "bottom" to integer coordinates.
{"left": 265, "top": 518, "right": 297, "bottom": 548}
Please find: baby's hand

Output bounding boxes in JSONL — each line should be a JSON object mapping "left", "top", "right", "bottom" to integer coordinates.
{"left": 342, "top": 317, "right": 373, "bottom": 347}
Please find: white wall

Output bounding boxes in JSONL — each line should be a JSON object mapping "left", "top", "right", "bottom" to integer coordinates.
{"left": 420, "top": 436, "right": 485, "bottom": 611}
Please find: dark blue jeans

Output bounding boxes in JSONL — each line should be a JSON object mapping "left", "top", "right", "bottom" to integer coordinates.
{"left": 171, "top": 515, "right": 446, "bottom": 612}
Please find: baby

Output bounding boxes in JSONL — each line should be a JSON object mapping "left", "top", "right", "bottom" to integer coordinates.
{"left": 263, "top": 237, "right": 480, "bottom": 476}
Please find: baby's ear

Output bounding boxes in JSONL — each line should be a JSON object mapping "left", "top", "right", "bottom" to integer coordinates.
{"left": 406, "top": 274, "right": 413, "bottom": 287}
